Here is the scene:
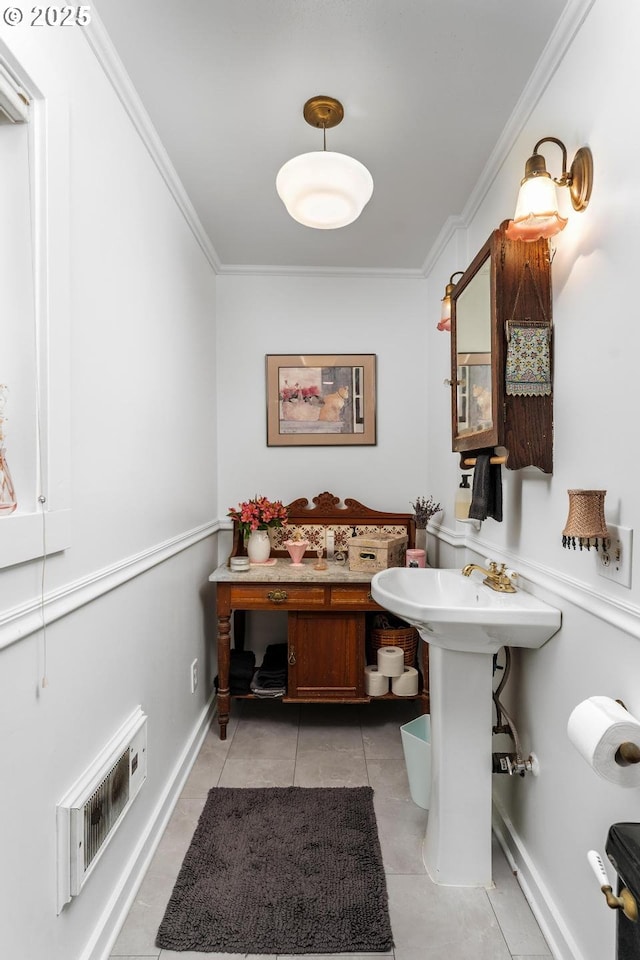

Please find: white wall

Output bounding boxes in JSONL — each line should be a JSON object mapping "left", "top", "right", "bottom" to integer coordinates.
{"left": 0, "top": 23, "right": 218, "bottom": 960}
{"left": 425, "top": 3, "right": 640, "bottom": 958}
{"left": 215, "top": 273, "right": 431, "bottom": 655}
{"left": 216, "top": 273, "right": 429, "bottom": 517}
{"left": 2, "top": 3, "right": 634, "bottom": 959}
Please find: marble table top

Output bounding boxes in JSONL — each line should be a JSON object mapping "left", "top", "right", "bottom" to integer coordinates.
{"left": 209, "top": 557, "right": 376, "bottom": 584}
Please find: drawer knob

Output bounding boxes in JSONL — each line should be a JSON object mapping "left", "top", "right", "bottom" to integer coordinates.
{"left": 267, "top": 589, "right": 288, "bottom": 604}
{"left": 288, "top": 647, "right": 296, "bottom": 665}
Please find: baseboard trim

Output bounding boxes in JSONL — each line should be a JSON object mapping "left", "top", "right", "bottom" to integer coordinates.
{"left": 83, "top": 694, "right": 218, "bottom": 960}
{"left": 0, "top": 519, "right": 219, "bottom": 651}
{"left": 492, "top": 798, "right": 586, "bottom": 960}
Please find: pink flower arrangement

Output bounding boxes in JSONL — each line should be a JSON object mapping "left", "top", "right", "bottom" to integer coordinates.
{"left": 279, "top": 382, "right": 322, "bottom": 404}
{"left": 227, "top": 495, "right": 289, "bottom": 538}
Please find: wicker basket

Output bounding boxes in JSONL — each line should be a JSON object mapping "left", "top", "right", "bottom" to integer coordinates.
{"left": 371, "top": 626, "right": 418, "bottom": 667}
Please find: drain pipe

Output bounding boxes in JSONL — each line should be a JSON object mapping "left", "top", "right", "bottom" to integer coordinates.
{"left": 492, "top": 647, "right": 538, "bottom": 777}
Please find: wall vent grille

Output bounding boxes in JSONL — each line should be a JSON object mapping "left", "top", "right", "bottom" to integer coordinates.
{"left": 56, "top": 707, "right": 147, "bottom": 913}
{"left": 83, "top": 747, "right": 130, "bottom": 872}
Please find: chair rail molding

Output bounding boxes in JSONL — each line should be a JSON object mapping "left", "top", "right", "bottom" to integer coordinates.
{"left": 432, "top": 524, "right": 640, "bottom": 641}
{"left": 0, "top": 519, "right": 219, "bottom": 652}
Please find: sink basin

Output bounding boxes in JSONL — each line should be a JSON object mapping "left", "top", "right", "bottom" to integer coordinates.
{"left": 371, "top": 565, "right": 561, "bottom": 887}
{"left": 371, "top": 567, "right": 561, "bottom": 653}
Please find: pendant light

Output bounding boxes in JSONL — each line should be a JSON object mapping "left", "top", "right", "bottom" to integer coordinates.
{"left": 276, "top": 96, "right": 374, "bottom": 230}
{"left": 506, "top": 137, "right": 593, "bottom": 242}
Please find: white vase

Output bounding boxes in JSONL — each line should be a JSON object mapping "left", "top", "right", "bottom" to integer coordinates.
{"left": 247, "top": 529, "right": 271, "bottom": 564}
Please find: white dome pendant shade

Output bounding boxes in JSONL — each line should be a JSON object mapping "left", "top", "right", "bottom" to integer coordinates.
{"left": 276, "top": 96, "right": 373, "bottom": 230}
{"left": 276, "top": 150, "right": 373, "bottom": 229}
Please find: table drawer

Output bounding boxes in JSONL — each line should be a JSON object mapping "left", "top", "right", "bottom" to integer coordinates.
{"left": 330, "top": 585, "right": 378, "bottom": 606}
{"left": 228, "top": 584, "right": 327, "bottom": 608}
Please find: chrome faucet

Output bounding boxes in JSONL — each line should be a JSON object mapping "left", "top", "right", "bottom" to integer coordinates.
{"left": 462, "top": 559, "right": 518, "bottom": 593}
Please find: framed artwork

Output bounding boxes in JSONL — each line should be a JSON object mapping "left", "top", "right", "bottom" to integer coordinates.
{"left": 266, "top": 354, "right": 377, "bottom": 446}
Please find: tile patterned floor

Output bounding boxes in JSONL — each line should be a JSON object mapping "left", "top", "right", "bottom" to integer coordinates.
{"left": 110, "top": 700, "right": 552, "bottom": 960}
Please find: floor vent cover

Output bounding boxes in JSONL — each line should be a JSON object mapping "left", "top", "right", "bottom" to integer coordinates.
{"left": 56, "top": 707, "right": 147, "bottom": 913}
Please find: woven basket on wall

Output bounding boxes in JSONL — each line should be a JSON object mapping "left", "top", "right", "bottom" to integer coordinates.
{"left": 371, "top": 626, "right": 418, "bottom": 667}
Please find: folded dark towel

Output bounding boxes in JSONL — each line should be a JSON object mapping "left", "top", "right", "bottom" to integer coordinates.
{"left": 254, "top": 669, "right": 287, "bottom": 689}
{"left": 215, "top": 649, "right": 256, "bottom": 695}
{"left": 255, "top": 676, "right": 287, "bottom": 690}
{"left": 469, "top": 451, "right": 503, "bottom": 522}
{"left": 250, "top": 668, "right": 286, "bottom": 697}
{"left": 261, "top": 643, "right": 288, "bottom": 669}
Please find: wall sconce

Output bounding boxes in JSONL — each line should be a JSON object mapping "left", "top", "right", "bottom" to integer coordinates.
{"left": 506, "top": 137, "right": 593, "bottom": 242}
{"left": 437, "top": 271, "right": 464, "bottom": 331}
{"left": 276, "top": 96, "right": 374, "bottom": 230}
{"left": 562, "top": 489, "right": 608, "bottom": 550}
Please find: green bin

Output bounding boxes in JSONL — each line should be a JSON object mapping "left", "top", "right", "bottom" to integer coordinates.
{"left": 400, "top": 714, "right": 431, "bottom": 809}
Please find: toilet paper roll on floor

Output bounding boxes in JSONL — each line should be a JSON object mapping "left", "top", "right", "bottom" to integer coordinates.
{"left": 377, "top": 646, "right": 405, "bottom": 677}
{"left": 364, "top": 664, "right": 390, "bottom": 697}
{"left": 567, "top": 696, "right": 640, "bottom": 787}
{"left": 391, "top": 666, "right": 419, "bottom": 697}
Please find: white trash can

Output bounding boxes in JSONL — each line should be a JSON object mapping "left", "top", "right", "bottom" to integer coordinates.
{"left": 400, "top": 714, "right": 431, "bottom": 809}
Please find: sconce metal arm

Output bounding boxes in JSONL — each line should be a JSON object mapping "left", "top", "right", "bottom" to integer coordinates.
{"left": 533, "top": 136, "right": 569, "bottom": 185}
{"left": 527, "top": 136, "right": 593, "bottom": 211}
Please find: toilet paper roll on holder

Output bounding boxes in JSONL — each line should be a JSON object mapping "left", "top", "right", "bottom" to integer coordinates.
{"left": 614, "top": 699, "right": 640, "bottom": 767}
{"left": 587, "top": 849, "right": 638, "bottom": 922}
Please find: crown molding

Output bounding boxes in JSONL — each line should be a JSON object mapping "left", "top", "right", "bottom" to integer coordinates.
{"left": 84, "top": 0, "right": 595, "bottom": 281}
{"left": 83, "top": 9, "right": 221, "bottom": 274}
{"left": 420, "top": 0, "right": 597, "bottom": 279}
{"left": 217, "top": 262, "right": 425, "bottom": 280}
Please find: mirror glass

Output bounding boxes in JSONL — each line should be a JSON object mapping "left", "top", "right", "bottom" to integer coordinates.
{"left": 453, "top": 253, "right": 493, "bottom": 442}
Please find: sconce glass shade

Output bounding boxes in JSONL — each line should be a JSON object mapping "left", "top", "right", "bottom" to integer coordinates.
{"left": 276, "top": 150, "right": 374, "bottom": 229}
{"left": 562, "top": 489, "right": 609, "bottom": 550}
{"left": 437, "top": 296, "right": 452, "bottom": 332}
{"left": 506, "top": 139, "right": 593, "bottom": 242}
{"left": 506, "top": 174, "right": 568, "bottom": 242}
{"left": 437, "top": 272, "right": 464, "bottom": 332}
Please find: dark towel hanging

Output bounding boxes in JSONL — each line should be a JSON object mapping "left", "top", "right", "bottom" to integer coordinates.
{"left": 468, "top": 451, "right": 503, "bottom": 522}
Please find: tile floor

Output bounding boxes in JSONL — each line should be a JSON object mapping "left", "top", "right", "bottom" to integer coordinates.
{"left": 110, "top": 699, "right": 552, "bottom": 960}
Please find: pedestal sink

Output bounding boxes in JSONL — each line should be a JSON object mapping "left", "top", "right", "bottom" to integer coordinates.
{"left": 371, "top": 566, "right": 561, "bottom": 887}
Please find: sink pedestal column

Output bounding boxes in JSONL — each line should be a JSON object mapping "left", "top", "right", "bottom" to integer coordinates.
{"left": 423, "top": 644, "right": 494, "bottom": 886}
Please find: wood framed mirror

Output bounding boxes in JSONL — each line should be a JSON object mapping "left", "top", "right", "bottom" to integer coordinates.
{"left": 450, "top": 234, "right": 499, "bottom": 453}
{"left": 449, "top": 221, "right": 553, "bottom": 473}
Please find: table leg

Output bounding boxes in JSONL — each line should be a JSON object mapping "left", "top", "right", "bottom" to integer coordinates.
{"left": 217, "top": 614, "right": 231, "bottom": 740}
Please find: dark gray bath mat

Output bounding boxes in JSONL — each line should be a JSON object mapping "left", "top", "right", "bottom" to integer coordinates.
{"left": 156, "top": 785, "right": 393, "bottom": 954}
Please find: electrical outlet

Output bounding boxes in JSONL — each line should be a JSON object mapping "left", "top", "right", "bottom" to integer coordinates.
{"left": 190, "top": 658, "right": 198, "bottom": 694}
{"left": 597, "top": 523, "right": 633, "bottom": 588}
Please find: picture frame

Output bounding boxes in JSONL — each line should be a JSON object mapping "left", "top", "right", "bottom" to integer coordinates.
{"left": 266, "top": 354, "right": 377, "bottom": 446}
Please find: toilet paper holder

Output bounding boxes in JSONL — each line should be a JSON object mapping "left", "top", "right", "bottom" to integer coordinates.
{"left": 588, "top": 850, "right": 638, "bottom": 922}
{"left": 614, "top": 700, "right": 640, "bottom": 767}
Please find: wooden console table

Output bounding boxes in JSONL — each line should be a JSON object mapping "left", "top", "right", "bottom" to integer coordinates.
{"left": 209, "top": 492, "right": 429, "bottom": 740}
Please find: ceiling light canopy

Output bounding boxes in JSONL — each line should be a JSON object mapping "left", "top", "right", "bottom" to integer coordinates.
{"left": 506, "top": 137, "right": 593, "bottom": 242}
{"left": 276, "top": 96, "right": 374, "bottom": 230}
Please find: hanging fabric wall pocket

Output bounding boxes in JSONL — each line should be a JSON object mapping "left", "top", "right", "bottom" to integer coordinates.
{"left": 505, "top": 261, "right": 552, "bottom": 398}
{"left": 505, "top": 320, "right": 552, "bottom": 397}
